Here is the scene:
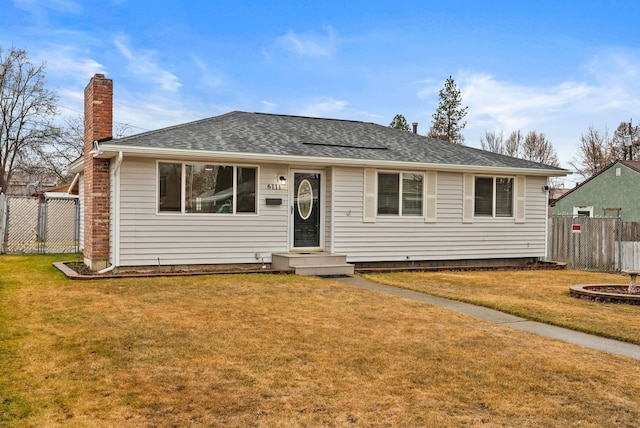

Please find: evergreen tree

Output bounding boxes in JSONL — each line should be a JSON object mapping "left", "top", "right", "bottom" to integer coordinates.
{"left": 427, "top": 76, "right": 468, "bottom": 144}
{"left": 389, "top": 114, "right": 410, "bottom": 131}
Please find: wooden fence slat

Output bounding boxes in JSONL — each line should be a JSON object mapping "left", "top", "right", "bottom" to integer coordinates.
{"left": 549, "top": 216, "right": 622, "bottom": 271}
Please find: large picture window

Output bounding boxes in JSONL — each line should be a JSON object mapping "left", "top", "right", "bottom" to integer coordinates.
{"left": 158, "top": 162, "right": 257, "bottom": 214}
{"left": 474, "top": 176, "right": 513, "bottom": 217}
{"left": 377, "top": 172, "right": 423, "bottom": 216}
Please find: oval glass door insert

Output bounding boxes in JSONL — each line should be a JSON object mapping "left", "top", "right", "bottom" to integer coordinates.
{"left": 297, "top": 179, "right": 313, "bottom": 220}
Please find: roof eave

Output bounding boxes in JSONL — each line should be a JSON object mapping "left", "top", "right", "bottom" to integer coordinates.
{"left": 67, "top": 156, "right": 84, "bottom": 174}
{"left": 94, "top": 144, "right": 569, "bottom": 177}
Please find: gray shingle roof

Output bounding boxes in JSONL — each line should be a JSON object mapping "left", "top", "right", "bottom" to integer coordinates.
{"left": 108, "top": 111, "right": 566, "bottom": 171}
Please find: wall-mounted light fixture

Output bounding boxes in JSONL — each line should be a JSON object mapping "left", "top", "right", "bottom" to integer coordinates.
{"left": 279, "top": 175, "right": 287, "bottom": 186}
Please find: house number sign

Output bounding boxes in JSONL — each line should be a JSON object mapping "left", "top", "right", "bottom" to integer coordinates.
{"left": 266, "top": 183, "right": 284, "bottom": 190}
{"left": 297, "top": 179, "right": 313, "bottom": 220}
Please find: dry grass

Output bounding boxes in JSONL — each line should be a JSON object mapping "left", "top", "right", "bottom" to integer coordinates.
{"left": 363, "top": 270, "right": 640, "bottom": 344}
{"left": 1, "top": 255, "right": 640, "bottom": 427}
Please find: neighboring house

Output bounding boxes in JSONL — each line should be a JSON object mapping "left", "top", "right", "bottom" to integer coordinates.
{"left": 552, "top": 160, "right": 640, "bottom": 221}
{"left": 70, "top": 74, "right": 567, "bottom": 272}
{"left": 3, "top": 171, "right": 58, "bottom": 196}
{"left": 40, "top": 180, "right": 79, "bottom": 200}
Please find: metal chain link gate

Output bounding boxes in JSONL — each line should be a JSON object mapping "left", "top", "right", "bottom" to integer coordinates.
{"left": 1, "top": 195, "right": 79, "bottom": 254}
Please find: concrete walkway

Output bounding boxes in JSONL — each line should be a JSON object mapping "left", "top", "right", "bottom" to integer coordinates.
{"left": 332, "top": 275, "right": 640, "bottom": 361}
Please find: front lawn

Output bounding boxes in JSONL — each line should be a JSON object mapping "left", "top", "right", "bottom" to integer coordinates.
{"left": 1, "top": 255, "right": 639, "bottom": 426}
{"left": 363, "top": 270, "right": 639, "bottom": 344}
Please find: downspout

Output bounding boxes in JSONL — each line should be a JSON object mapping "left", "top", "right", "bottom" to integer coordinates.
{"left": 97, "top": 151, "right": 122, "bottom": 274}
{"left": 544, "top": 185, "right": 549, "bottom": 260}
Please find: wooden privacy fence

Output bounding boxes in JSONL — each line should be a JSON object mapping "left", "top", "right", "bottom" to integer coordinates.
{"left": 548, "top": 216, "right": 640, "bottom": 271}
{"left": 548, "top": 216, "right": 622, "bottom": 271}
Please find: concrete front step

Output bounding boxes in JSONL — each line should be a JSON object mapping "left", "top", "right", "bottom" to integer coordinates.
{"left": 294, "top": 263, "right": 355, "bottom": 277}
{"left": 272, "top": 252, "right": 347, "bottom": 268}
{"left": 271, "top": 252, "right": 354, "bottom": 276}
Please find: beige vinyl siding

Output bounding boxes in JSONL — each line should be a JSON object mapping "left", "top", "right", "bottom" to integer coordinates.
{"left": 332, "top": 167, "right": 548, "bottom": 262}
{"left": 117, "top": 157, "right": 289, "bottom": 266}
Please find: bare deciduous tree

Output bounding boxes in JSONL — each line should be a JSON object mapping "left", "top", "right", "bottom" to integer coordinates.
{"left": 20, "top": 115, "right": 84, "bottom": 183}
{"left": 480, "top": 129, "right": 558, "bottom": 167}
{"left": 480, "top": 130, "right": 505, "bottom": 154}
{"left": 611, "top": 121, "right": 640, "bottom": 161}
{"left": 505, "top": 130, "right": 523, "bottom": 158}
{"left": 569, "top": 125, "right": 618, "bottom": 180}
{"left": 0, "top": 46, "right": 59, "bottom": 193}
{"left": 18, "top": 113, "right": 135, "bottom": 184}
{"left": 521, "top": 131, "right": 559, "bottom": 166}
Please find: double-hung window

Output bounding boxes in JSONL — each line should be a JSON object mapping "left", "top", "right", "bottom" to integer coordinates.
{"left": 158, "top": 162, "right": 257, "bottom": 214}
{"left": 474, "top": 176, "right": 513, "bottom": 217}
{"left": 377, "top": 172, "right": 424, "bottom": 216}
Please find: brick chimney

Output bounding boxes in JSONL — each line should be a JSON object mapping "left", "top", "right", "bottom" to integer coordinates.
{"left": 83, "top": 74, "right": 112, "bottom": 270}
{"left": 412, "top": 122, "right": 418, "bottom": 134}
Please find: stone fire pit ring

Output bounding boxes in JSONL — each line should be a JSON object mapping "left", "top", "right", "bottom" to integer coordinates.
{"left": 570, "top": 284, "right": 640, "bottom": 305}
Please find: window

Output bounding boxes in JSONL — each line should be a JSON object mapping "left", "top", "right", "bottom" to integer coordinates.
{"left": 377, "top": 172, "right": 423, "bottom": 216}
{"left": 158, "top": 162, "right": 257, "bottom": 214}
{"left": 159, "top": 162, "right": 182, "bottom": 212}
{"left": 377, "top": 173, "right": 399, "bottom": 215}
{"left": 573, "top": 206, "right": 593, "bottom": 217}
{"left": 474, "top": 176, "right": 513, "bottom": 217}
{"left": 237, "top": 167, "right": 257, "bottom": 213}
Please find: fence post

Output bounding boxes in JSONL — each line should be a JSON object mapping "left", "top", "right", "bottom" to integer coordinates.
{"left": 617, "top": 217, "right": 622, "bottom": 272}
{"left": 0, "top": 194, "right": 6, "bottom": 254}
{"left": 38, "top": 198, "right": 46, "bottom": 254}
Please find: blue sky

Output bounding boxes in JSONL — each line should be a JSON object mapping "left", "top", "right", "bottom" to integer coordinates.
{"left": 2, "top": 0, "right": 640, "bottom": 185}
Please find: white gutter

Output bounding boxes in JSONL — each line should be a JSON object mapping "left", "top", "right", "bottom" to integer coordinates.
{"left": 94, "top": 144, "right": 569, "bottom": 177}
{"left": 97, "top": 151, "right": 123, "bottom": 274}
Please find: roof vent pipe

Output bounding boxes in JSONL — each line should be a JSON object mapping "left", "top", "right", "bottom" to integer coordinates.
{"left": 412, "top": 122, "right": 418, "bottom": 134}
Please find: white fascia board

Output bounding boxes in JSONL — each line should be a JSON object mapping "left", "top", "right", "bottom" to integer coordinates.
{"left": 67, "top": 157, "right": 84, "bottom": 173}
{"left": 95, "top": 144, "right": 569, "bottom": 177}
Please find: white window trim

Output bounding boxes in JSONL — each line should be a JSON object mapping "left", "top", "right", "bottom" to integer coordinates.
{"left": 364, "top": 169, "right": 437, "bottom": 223}
{"left": 573, "top": 206, "right": 594, "bottom": 217}
{"left": 425, "top": 171, "right": 437, "bottom": 223}
{"left": 376, "top": 170, "right": 426, "bottom": 217}
{"left": 363, "top": 168, "right": 376, "bottom": 223}
{"left": 465, "top": 174, "right": 521, "bottom": 221}
{"left": 156, "top": 160, "right": 260, "bottom": 215}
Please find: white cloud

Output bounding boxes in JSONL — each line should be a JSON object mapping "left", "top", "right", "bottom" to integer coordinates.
{"left": 114, "top": 99, "right": 200, "bottom": 132}
{"left": 38, "top": 45, "right": 105, "bottom": 80}
{"left": 189, "top": 53, "right": 225, "bottom": 88}
{"left": 12, "top": 0, "right": 82, "bottom": 16}
{"left": 297, "top": 97, "right": 348, "bottom": 117}
{"left": 113, "top": 36, "right": 182, "bottom": 92}
{"left": 409, "top": 48, "right": 640, "bottom": 175}
{"left": 276, "top": 27, "right": 337, "bottom": 58}
{"left": 458, "top": 72, "right": 596, "bottom": 132}
{"left": 261, "top": 100, "right": 277, "bottom": 112}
